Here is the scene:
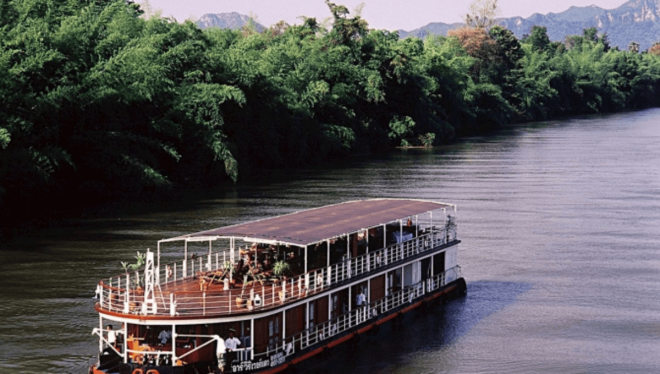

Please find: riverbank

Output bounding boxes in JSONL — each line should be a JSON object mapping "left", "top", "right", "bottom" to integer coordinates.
{"left": 0, "top": 110, "right": 620, "bottom": 242}
{"left": 3, "top": 0, "right": 660, "bottom": 241}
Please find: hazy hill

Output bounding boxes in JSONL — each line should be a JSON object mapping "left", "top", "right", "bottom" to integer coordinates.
{"left": 399, "top": 0, "right": 660, "bottom": 50}
{"left": 196, "top": 12, "right": 265, "bottom": 32}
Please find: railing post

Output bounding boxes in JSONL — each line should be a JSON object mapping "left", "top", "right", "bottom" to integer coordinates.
{"left": 367, "top": 252, "right": 371, "bottom": 272}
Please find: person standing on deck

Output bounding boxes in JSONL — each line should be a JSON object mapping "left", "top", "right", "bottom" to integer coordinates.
{"left": 225, "top": 330, "right": 242, "bottom": 368}
{"left": 158, "top": 328, "right": 171, "bottom": 345}
{"left": 106, "top": 325, "right": 116, "bottom": 349}
{"left": 356, "top": 288, "right": 366, "bottom": 307}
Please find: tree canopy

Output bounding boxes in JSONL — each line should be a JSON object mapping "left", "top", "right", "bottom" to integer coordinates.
{"left": 2, "top": 0, "right": 660, "bottom": 237}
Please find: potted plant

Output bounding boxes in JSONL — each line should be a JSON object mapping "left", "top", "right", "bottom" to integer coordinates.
{"left": 121, "top": 251, "right": 147, "bottom": 294}
{"left": 272, "top": 261, "right": 291, "bottom": 279}
{"left": 273, "top": 261, "right": 291, "bottom": 302}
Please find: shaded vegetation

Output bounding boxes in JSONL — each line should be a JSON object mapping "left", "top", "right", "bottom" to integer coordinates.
{"left": 2, "top": 1, "right": 660, "bottom": 237}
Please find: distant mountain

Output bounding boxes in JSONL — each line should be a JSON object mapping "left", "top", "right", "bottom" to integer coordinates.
{"left": 196, "top": 12, "right": 265, "bottom": 32}
{"left": 399, "top": 0, "right": 660, "bottom": 50}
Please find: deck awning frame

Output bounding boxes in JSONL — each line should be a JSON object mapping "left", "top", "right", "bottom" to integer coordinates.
{"left": 158, "top": 199, "right": 456, "bottom": 248}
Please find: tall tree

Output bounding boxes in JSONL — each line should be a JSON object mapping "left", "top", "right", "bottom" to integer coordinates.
{"left": 464, "top": 0, "right": 500, "bottom": 29}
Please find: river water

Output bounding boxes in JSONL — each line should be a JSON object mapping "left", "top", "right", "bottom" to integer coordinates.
{"left": 1, "top": 109, "right": 659, "bottom": 373}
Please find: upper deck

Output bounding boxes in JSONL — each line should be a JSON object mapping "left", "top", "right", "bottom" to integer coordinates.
{"left": 95, "top": 199, "right": 458, "bottom": 320}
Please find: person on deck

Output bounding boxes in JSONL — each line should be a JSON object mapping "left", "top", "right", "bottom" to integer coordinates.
{"left": 225, "top": 331, "right": 242, "bottom": 368}
{"left": 106, "top": 325, "right": 116, "bottom": 348}
{"left": 158, "top": 329, "right": 171, "bottom": 345}
{"left": 356, "top": 288, "right": 366, "bottom": 307}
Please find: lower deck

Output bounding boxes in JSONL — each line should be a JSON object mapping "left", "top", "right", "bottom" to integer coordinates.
{"left": 94, "top": 271, "right": 465, "bottom": 374}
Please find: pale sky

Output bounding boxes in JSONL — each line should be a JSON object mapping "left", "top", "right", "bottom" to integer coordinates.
{"left": 147, "top": 0, "right": 630, "bottom": 31}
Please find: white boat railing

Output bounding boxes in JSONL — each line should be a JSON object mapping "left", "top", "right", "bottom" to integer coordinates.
{"left": 252, "top": 266, "right": 462, "bottom": 362}
{"left": 97, "top": 228, "right": 458, "bottom": 317}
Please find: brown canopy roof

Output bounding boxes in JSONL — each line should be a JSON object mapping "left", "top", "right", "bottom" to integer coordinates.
{"left": 176, "top": 199, "right": 453, "bottom": 246}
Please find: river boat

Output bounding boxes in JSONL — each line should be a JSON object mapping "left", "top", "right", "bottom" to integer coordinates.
{"left": 90, "top": 199, "right": 466, "bottom": 374}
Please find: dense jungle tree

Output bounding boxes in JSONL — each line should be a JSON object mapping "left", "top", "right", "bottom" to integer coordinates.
{"left": 3, "top": 0, "right": 660, "bottom": 237}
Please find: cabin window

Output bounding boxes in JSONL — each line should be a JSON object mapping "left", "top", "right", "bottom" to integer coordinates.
{"left": 268, "top": 316, "right": 280, "bottom": 351}
{"left": 308, "top": 302, "right": 315, "bottom": 328}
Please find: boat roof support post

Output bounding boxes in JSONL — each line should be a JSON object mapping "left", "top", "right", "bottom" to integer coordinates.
{"left": 430, "top": 211, "right": 433, "bottom": 237}
{"left": 282, "top": 309, "right": 286, "bottom": 346}
{"left": 184, "top": 241, "right": 188, "bottom": 279}
{"left": 124, "top": 322, "right": 128, "bottom": 363}
{"left": 208, "top": 240, "right": 212, "bottom": 270}
{"left": 250, "top": 318, "right": 255, "bottom": 360}
{"left": 326, "top": 240, "right": 330, "bottom": 267}
{"left": 98, "top": 315, "right": 103, "bottom": 354}
{"left": 156, "top": 241, "right": 161, "bottom": 285}
{"left": 304, "top": 244, "right": 308, "bottom": 274}
{"left": 230, "top": 238, "right": 235, "bottom": 284}
{"left": 172, "top": 323, "right": 177, "bottom": 365}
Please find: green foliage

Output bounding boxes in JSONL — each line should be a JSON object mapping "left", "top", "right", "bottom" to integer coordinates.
{"left": 272, "top": 260, "right": 291, "bottom": 278}
{"left": 524, "top": 26, "right": 551, "bottom": 53}
{"left": 388, "top": 116, "right": 415, "bottom": 146}
{"left": 418, "top": 133, "right": 435, "bottom": 147}
{"left": 121, "top": 251, "right": 147, "bottom": 272}
{"left": 2, "top": 0, "right": 660, "bottom": 234}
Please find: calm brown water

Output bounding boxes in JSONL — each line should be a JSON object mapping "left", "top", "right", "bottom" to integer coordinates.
{"left": 1, "top": 109, "right": 660, "bottom": 373}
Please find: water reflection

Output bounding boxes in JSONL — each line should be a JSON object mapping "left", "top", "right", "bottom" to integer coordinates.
{"left": 312, "top": 281, "right": 531, "bottom": 374}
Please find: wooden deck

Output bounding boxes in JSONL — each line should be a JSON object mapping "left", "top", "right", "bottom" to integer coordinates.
{"left": 98, "top": 272, "right": 320, "bottom": 319}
